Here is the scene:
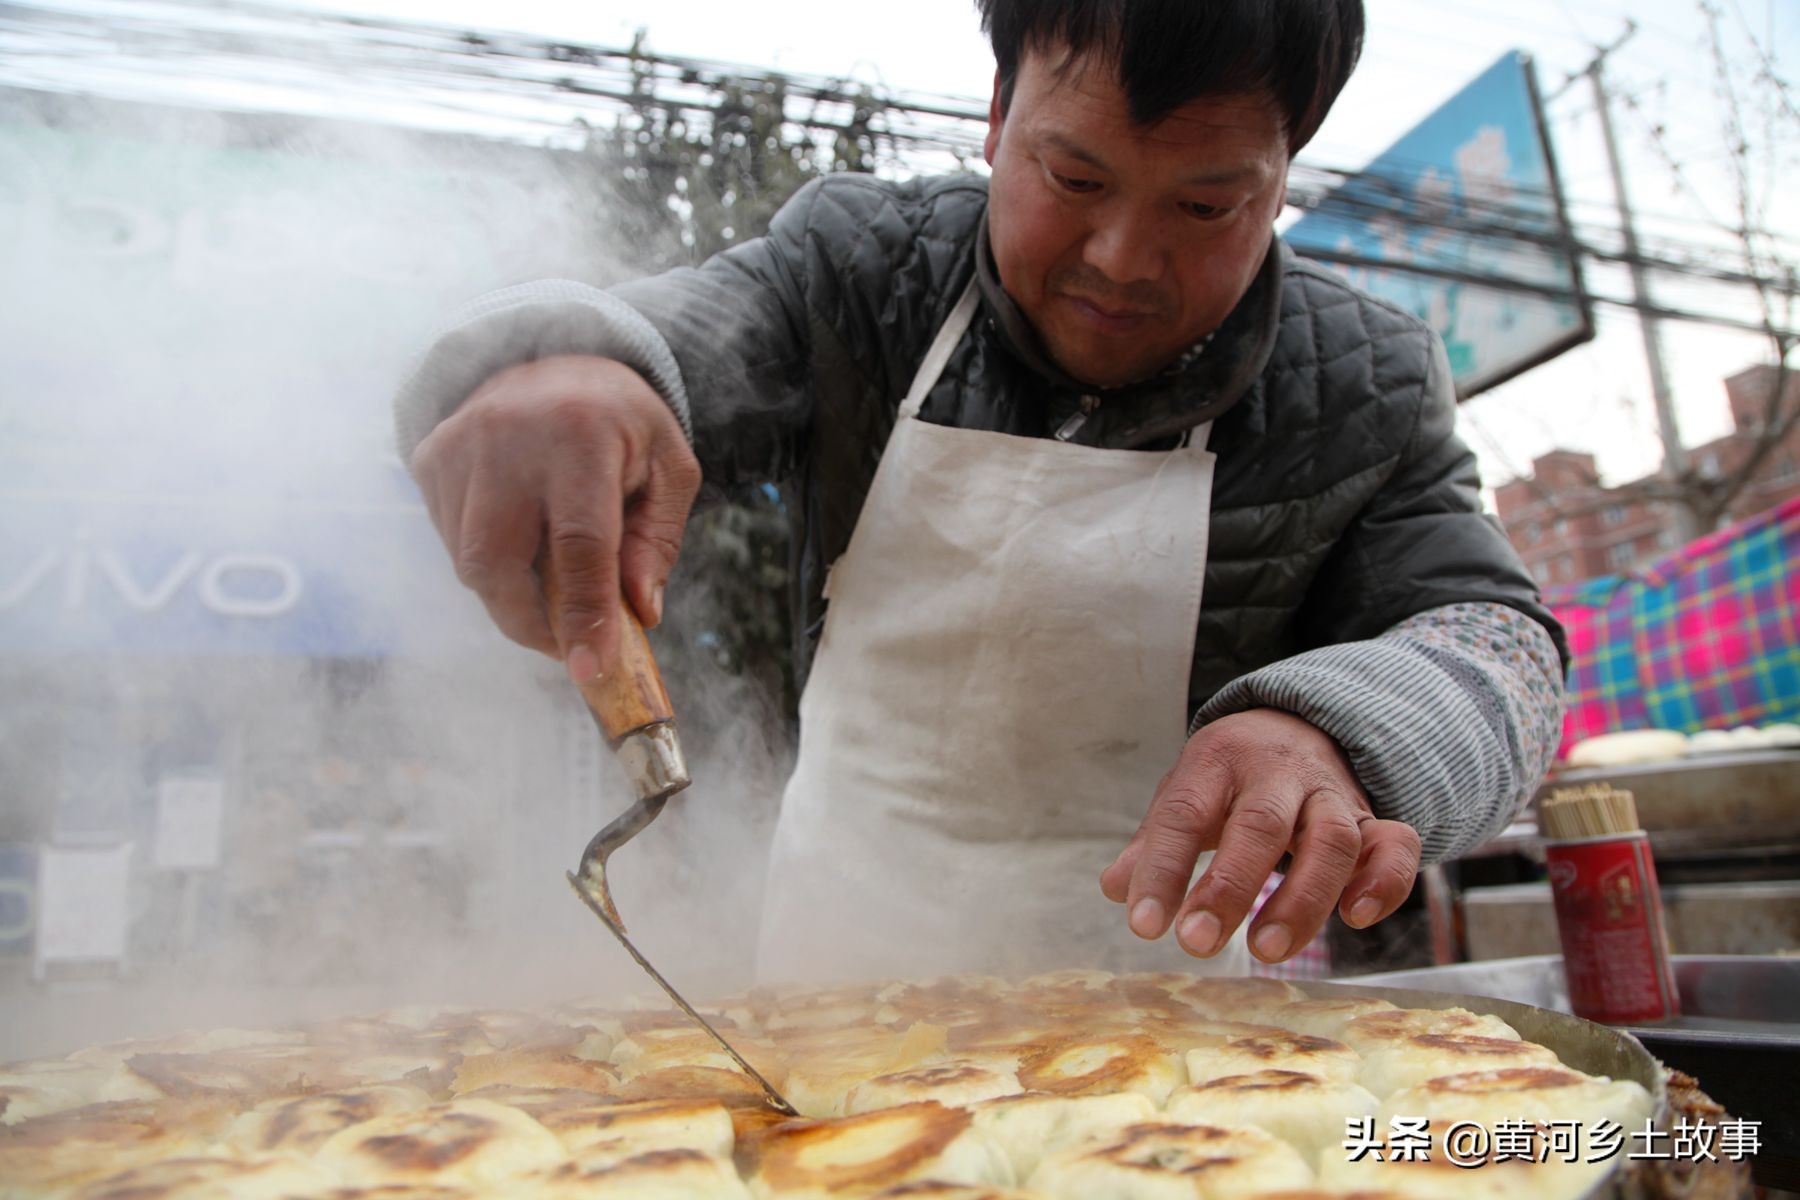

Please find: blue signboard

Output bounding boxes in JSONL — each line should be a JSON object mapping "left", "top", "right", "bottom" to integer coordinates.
{"left": 1285, "top": 52, "right": 1591, "bottom": 397}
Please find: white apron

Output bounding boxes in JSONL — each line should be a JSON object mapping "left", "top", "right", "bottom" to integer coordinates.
{"left": 756, "top": 281, "right": 1250, "bottom": 982}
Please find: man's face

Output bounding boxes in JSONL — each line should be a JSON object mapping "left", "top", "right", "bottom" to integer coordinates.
{"left": 983, "top": 47, "right": 1290, "bottom": 389}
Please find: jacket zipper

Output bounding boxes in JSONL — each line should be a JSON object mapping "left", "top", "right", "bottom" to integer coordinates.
{"left": 1055, "top": 395, "right": 1100, "bottom": 442}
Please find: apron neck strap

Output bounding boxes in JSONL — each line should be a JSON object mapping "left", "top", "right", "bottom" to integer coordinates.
{"left": 900, "top": 280, "right": 1217, "bottom": 457}
{"left": 899, "top": 279, "right": 981, "bottom": 421}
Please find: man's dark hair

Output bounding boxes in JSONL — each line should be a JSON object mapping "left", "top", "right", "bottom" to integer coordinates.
{"left": 977, "top": 0, "right": 1364, "bottom": 154}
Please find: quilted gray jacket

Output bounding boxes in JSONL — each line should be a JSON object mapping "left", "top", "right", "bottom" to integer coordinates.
{"left": 397, "top": 172, "right": 1566, "bottom": 862}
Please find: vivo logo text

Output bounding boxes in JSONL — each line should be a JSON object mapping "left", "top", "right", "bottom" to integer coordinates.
{"left": 0, "top": 547, "right": 304, "bottom": 619}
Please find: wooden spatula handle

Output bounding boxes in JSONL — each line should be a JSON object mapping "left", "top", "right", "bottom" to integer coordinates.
{"left": 540, "top": 561, "right": 674, "bottom": 744}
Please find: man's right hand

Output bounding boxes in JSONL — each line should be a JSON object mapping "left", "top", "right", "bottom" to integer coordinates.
{"left": 410, "top": 354, "right": 702, "bottom": 684}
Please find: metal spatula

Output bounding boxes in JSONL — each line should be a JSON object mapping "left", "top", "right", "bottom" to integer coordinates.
{"left": 542, "top": 562, "right": 797, "bottom": 1117}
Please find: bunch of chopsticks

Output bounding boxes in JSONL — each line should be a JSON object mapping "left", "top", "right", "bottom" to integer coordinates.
{"left": 1541, "top": 783, "right": 1640, "bottom": 840}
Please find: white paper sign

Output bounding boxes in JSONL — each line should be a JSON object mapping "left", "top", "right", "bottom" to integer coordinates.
{"left": 154, "top": 775, "right": 226, "bottom": 870}
{"left": 36, "top": 843, "right": 134, "bottom": 968}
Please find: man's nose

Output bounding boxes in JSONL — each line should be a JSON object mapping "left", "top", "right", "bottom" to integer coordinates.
{"left": 1082, "top": 208, "right": 1163, "bottom": 286}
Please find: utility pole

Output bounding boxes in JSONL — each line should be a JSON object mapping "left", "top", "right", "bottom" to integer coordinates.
{"left": 1583, "top": 23, "right": 1700, "bottom": 538}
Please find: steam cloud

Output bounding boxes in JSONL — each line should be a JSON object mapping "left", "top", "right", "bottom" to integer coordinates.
{"left": 0, "top": 86, "right": 791, "bottom": 1060}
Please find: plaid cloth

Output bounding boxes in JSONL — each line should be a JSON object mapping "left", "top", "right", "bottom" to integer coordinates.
{"left": 1548, "top": 497, "right": 1800, "bottom": 752}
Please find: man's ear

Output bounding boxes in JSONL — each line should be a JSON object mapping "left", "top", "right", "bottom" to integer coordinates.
{"left": 983, "top": 70, "right": 1004, "bottom": 166}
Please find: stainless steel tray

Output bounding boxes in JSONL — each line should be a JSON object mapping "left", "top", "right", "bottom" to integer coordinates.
{"left": 1354, "top": 954, "right": 1800, "bottom": 1029}
{"left": 1541, "top": 749, "right": 1800, "bottom": 837}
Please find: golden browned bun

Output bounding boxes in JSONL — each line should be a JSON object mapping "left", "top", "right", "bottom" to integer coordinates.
{"left": 1027, "top": 1121, "right": 1313, "bottom": 1197}
{"left": 1337, "top": 1007, "right": 1521, "bottom": 1054}
{"left": 867, "top": 1185, "right": 1039, "bottom": 1199}
{"left": 1015, "top": 1036, "right": 1182, "bottom": 1105}
{"left": 449, "top": 1050, "right": 621, "bottom": 1097}
{"left": 312, "top": 1098, "right": 567, "bottom": 1188}
{"left": 778, "top": 1025, "right": 950, "bottom": 1119}
{"left": 59, "top": 1154, "right": 339, "bottom": 1200}
{"left": 319, "top": 1188, "right": 475, "bottom": 1200}
{"left": 617, "top": 1066, "right": 784, "bottom": 1109}
{"left": 745, "top": 1102, "right": 1011, "bottom": 1199}
{"left": 1272, "top": 996, "right": 1400, "bottom": 1039}
{"left": 1378, "top": 1066, "right": 1654, "bottom": 1147}
{"left": 526, "top": 1096, "right": 734, "bottom": 1168}
{"left": 377, "top": 1008, "right": 580, "bottom": 1056}
{"left": 0, "top": 1098, "right": 236, "bottom": 1194}
{"left": 760, "top": 984, "right": 893, "bottom": 1033}
{"left": 1165, "top": 1069, "right": 1379, "bottom": 1163}
{"left": 0, "top": 972, "right": 1650, "bottom": 1200}
{"left": 0, "top": 1057, "right": 164, "bottom": 1125}
{"left": 225, "top": 1083, "right": 433, "bottom": 1156}
{"left": 1318, "top": 1149, "right": 1611, "bottom": 1200}
{"left": 1177, "top": 978, "right": 1307, "bottom": 1020}
{"left": 521, "top": 1147, "right": 753, "bottom": 1199}
{"left": 844, "top": 1063, "right": 1023, "bottom": 1115}
{"left": 610, "top": 1026, "right": 786, "bottom": 1082}
{"left": 1356, "top": 1034, "right": 1561, "bottom": 1098}
{"left": 119, "top": 1045, "right": 345, "bottom": 1100}
{"left": 970, "top": 1092, "right": 1159, "bottom": 1181}
{"left": 1184, "top": 1032, "right": 1362, "bottom": 1087}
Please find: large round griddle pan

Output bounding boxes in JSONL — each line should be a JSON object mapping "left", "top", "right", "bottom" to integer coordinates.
{"left": 1292, "top": 979, "right": 1669, "bottom": 1200}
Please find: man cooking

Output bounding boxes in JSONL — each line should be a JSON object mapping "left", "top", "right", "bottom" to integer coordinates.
{"left": 396, "top": 0, "right": 1565, "bottom": 980}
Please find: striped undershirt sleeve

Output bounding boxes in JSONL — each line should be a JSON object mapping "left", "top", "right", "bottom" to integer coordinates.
{"left": 392, "top": 279, "right": 691, "bottom": 465}
{"left": 1193, "top": 602, "right": 1566, "bottom": 864}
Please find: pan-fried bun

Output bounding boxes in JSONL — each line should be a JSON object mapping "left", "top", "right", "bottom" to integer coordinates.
{"left": 1177, "top": 978, "right": 1307, "bottom": 1021}
{"left": 59, "top": 1154, "right": 340, "bottom": 1200}
{"left": 868, "top": 1186, "right": 1039, "bottom": 1199}
{"left": 1165, "top": 1070, "right": 1379, "bottom": 1163}
{"left": 1027, "top": 1121, "right": 1314, "bottom": 1198}
{"left": 522, "top": 1148, "right": 753, "bottom": 1200}
{"left": 528, "top": 1096, "right": 734, "bottom": 1168}
{"left": 845, "top": 1064, "right": 1023, "bottom": 1115}
{"left": 1184, "top": 1033, "right": 1362, "bottom": 1087}
{"left": 1378, "top": 1066, "right": 1654, "bottom": 1143}
{"left": 1014, "top": 1037, "right": 1181, "bottom": 1105}
{"left": 0, "top": 1099, "right": 235, "bottom": 1195}
{"left": 1319, "top": 1149, "right": 1611, "bottom": 1200}
{"left": 746, "top": 1102, "right": 1012, "bottom": 1199}
{"left": 1272, "top": 997, "right": 1400, "bottom": 1040}
{"left": 313, "top": 1098, "right": 567, "bottom": 1188}
{"left": 1, "top": 971, "right": 1653, "bottom": 1200}
{"left": 226, "top": 1084, "right": 433, "bottom": 1156}
{"left": 1357, "top": 1035, "right": 1560, "bottom": 1099}
{"left": 970, "top": 1093, "right": 1158, "bottom": 1181}
{"left": 1337, "top": 1008, "right": 1520, "bottom": 1054}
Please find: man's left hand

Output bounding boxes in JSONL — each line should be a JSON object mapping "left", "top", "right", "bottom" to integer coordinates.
{"left": 1099, "top": 708, "right": 1422, "bottom": 963}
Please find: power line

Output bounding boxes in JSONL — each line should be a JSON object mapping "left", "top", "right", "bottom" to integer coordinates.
{"left": 1, "top": 0, "right": 1792, "bottom": 339}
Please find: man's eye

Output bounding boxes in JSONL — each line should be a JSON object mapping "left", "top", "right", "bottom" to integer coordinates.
{"left": 1050, "top": 172, "right": 1101, "bottom": 194}
{"left": 1183, "top": 201, "right": 1230, "bottom": 220}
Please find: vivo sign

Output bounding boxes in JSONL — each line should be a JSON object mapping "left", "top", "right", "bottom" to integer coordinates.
{"left": 0, "top": 499, "right": 489, "bottom": 658}
{"left": 0, "top": 545, "right": 304, "bottom": 619}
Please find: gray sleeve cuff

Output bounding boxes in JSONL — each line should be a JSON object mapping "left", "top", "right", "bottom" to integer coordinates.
{"left": 1193, "top": 602, "right": 1565, "bottom": 864}
{"left": 392, "top": 279, "right": 691, "bottom": 464}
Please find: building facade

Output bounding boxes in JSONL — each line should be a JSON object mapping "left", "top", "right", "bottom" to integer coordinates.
{"left": 1495, "top": 363, "right": 1800, "bottom": 587}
